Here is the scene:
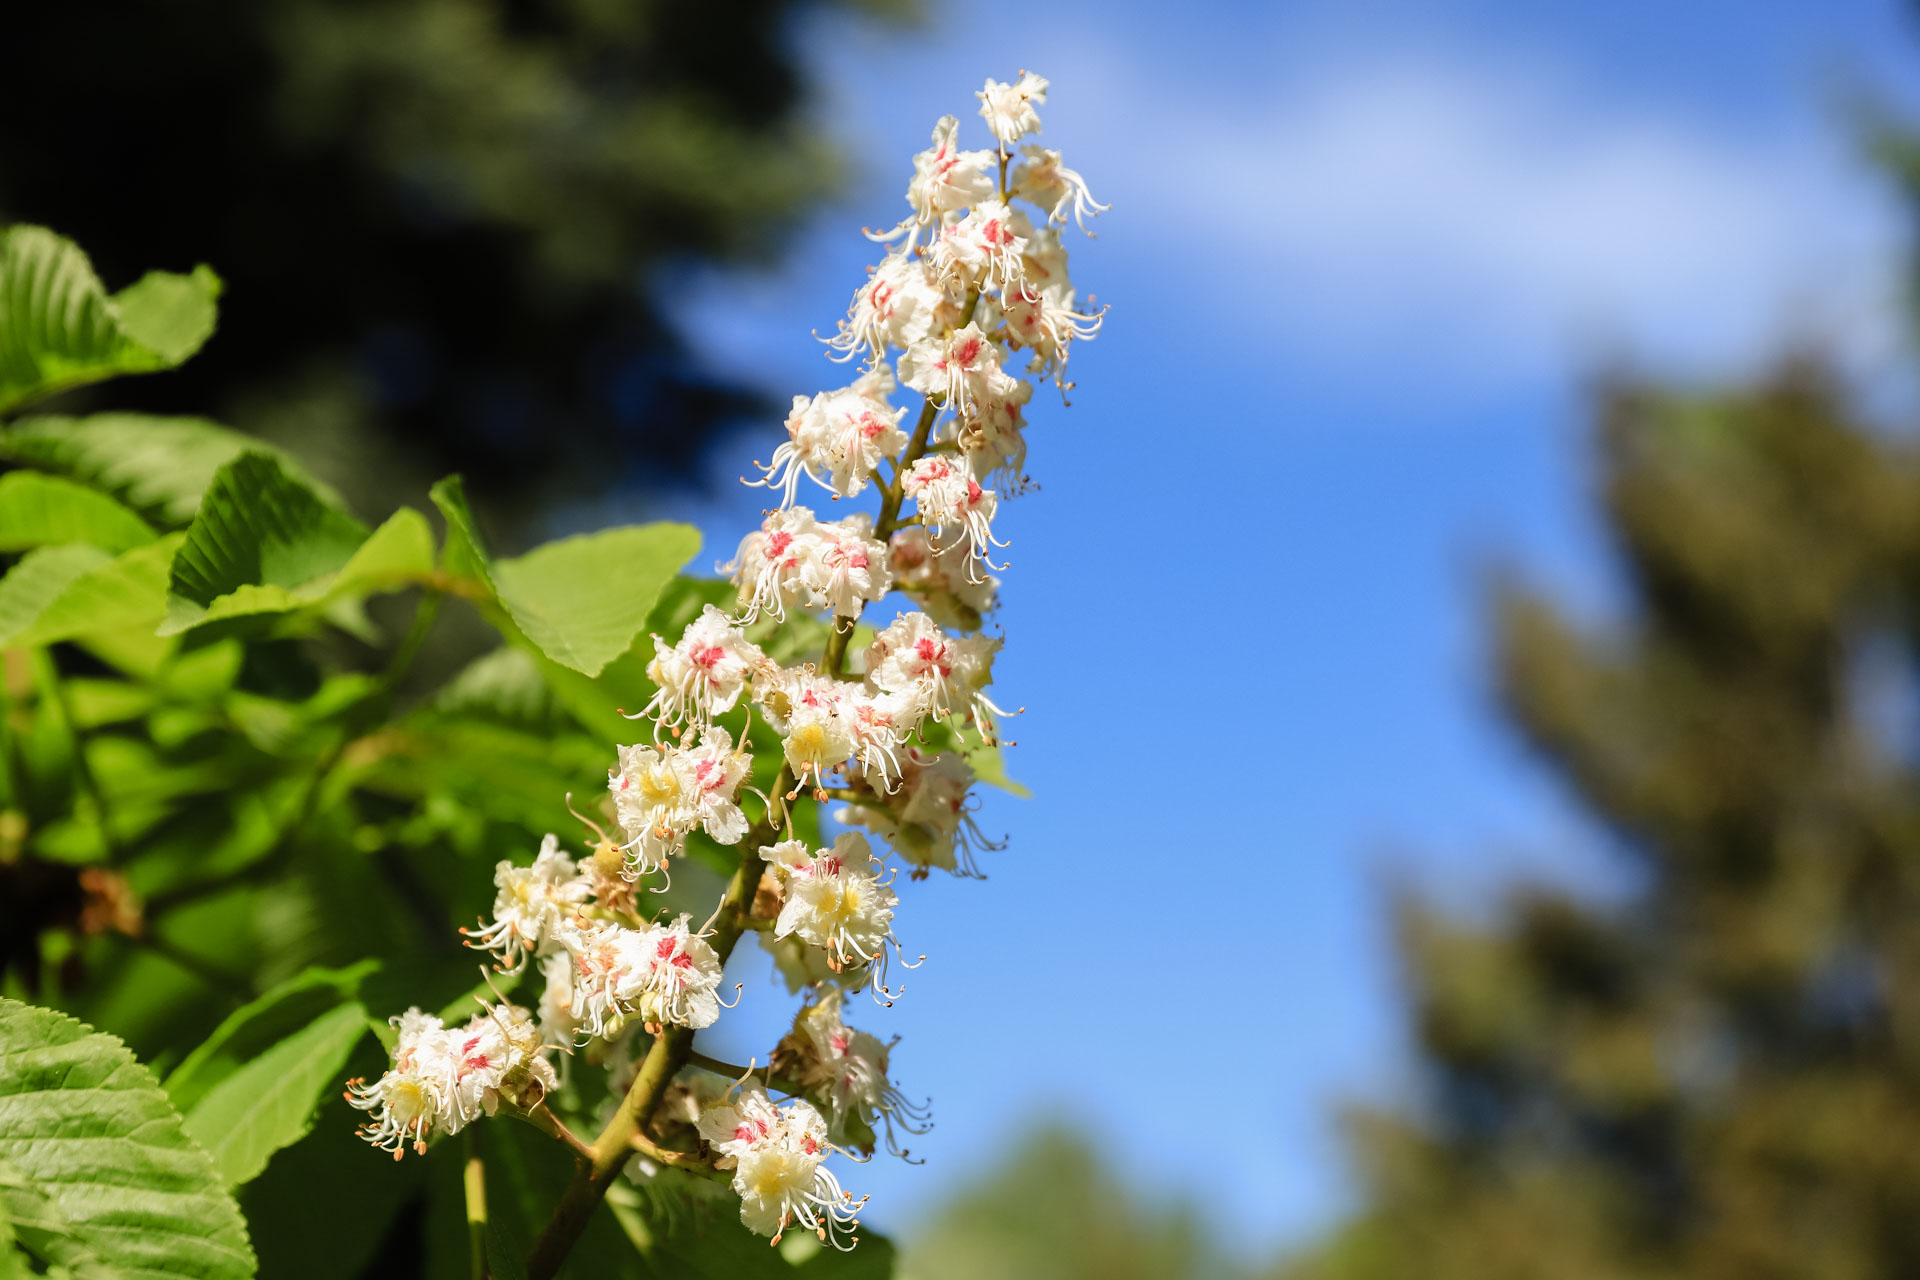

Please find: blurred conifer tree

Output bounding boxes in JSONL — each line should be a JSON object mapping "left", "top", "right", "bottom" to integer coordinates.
{"left": 0, "top": 0, "right": 908, "bottom": 523}
{"left": 1281, "top": 359, "right": 1920, "bottom": 1277}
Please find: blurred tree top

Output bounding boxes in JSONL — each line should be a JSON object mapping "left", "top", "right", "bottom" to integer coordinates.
{"left": 902, "top": 1125, "right": 1244, "bottom": 1280}
{"left": 0, "top": 0, "right": 911, "bottom": 523}
{"left": 1282, "top": 362, "right": 1920, "bottom": 1279}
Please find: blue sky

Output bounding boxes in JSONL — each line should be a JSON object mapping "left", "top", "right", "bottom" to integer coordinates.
{"left": 584, "top": 0, "right": 1920, "bottom": 1257}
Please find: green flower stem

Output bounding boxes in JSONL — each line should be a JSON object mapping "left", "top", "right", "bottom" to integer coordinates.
{"left": 464, "top": 1128, "right": 489, "bottom": 1280}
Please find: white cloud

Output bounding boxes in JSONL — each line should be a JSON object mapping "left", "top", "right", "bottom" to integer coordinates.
{"left": 1071, "top": 52, "right": 1908, "bottom": 386}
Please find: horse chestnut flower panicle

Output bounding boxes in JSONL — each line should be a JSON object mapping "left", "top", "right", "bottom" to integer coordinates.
{"left": 350, "top": 71, "right": 1105, "bottom": 1263}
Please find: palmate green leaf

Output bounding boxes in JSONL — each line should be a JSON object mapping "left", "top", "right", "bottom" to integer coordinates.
{"left": 0, "top": 471, "right": 155, "bottom": 552}
{"left": 0, "top": 226, "right": 220, "bottom": 415}
{"left": 163, "top": 454, "right": 434, "bottom": 635}
{"left": 0, "top": 998, "right": 256, "bottom": 1279}
{"left": 182, "top": 1003, "right": 371, "bottom": 1187}
{"left": 0, "top": 414, "right": 342, "bottom": 526}
{"left": 429, "top": 475, "right": 700, "bottom": 677}
{"left": 0, "top": 535, "right": 183, "bottom": 649}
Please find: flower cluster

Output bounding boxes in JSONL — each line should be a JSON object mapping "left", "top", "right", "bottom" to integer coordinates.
{"left": 696, "top": 1082, "right": 865, "bottom": 1246}
{"left": 773, "top": 989, "right": 931, "bottom": 1158}
{"left": 349, "top": 72, "right": 1101, "bottom": 1262}
{"left": 346, "top": 1004, "right": 556, "bottom": 1159}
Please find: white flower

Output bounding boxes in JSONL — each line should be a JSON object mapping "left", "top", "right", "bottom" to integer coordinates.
{"left": 809, "top": 513, "right": 892, "bottom": 619}
{"left": 631, "top": 914, "right": 727, "bottom": 1030}
{"left": 759, "top": 833, "right": 906, "bottom": 993}
{"left": 904, "top": 116, "right": 996, "bottom": 228}
{"left": 927, "top": 199, "right": 1029, "bottom": 300}
{"left": 439, "top": 1004, "right": 555, "bottom": 1128}
{"left": 950, "top": 632, "right": 1018, "bottom": 744}
{"left": 865, "top": 612, "right": 956, "bottom": 711}
{"left": 1019, "top": 220, "right": 1074, "bottom": 303}
{"left": 347, "top": 1005, "right": 555, "bottom": 1158}
{"left": 1002, "top": 286, "right": 1105, "bottom": 383}
{"left": 561, "top": 915, "right": 725, "bottom": 1037}
{"left": 347, "top": 1008, "right": 449, "bottom": 1159}
{"left": 729, "top": 507, "right": 890, "bottom": 622}
{"left": 887, "top": 527, "right": 999, "bottom": 629}
{"left": 792, "top": 990, "right": 931, "bottom": 1156}
{"left": 751, "top": 667, "right": 902, "bottom": 790}
{"left": 977, "top": 72, "right": 1049, "bottom": 148}
{"left": 461, "top": 834, "right": 592, "bottom": 974}
{"left": 729, "top": 507, "right": 822, "bottom": 624}
{"left": 825, "top": 367, "right": 910, "bottom": 496}
{"left": 842, "top": 748, "right": 1001, "bottom": 878}
{"left": 953, "top": 373, "right": 1032, "bottom": 490}
{"left": 679, "top": 725, "right": 753, "bottom": 847}
{"left": 754, "top": 397, "right": 835, "bottom": 507}
{"left": 1013, "top": 144, "right": 1108, "bottom": 232}
{"left": 902, "top": 456, "right": 1004, "bottom": 573}
{"left": 608, "top": 726, "right": 750, "bottom": 877}
{"left": 824, "top": 255, "right": 953, "bottom": 364}
{"left": 782, "top": 690, "right": 857, "bottom": 795}
{"left": 897, "top": 323, "right": 1016, "bottom": 421}
{"left": 538, "top": 949, "right": 582, "bottom": 1046}
{"left": 842, "top": 687, "right": 919, "bottom": 792}
{"left": 697, "top": 1083, "right": 865, "bottom": 1247}
{"left": 867, "top": 614, "right": 1016, "bottom": 742}
{"left": 752, "top": 368, "right": 908, "bottom": 505}
{"left": 638, "top": 605, "right": 768, "bottom": 729}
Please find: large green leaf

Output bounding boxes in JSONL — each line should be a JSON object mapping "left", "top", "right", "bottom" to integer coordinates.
{"left": 0, "top": 413, "right": 341, "bottom": 526}
{"left": 428, "top": 475, "right": 700, "bottom": 677}
{"left": 0, "top": 471, "right": 155, "bottom": 552}
{"left": 493, "top": 526, "right": 702, "bottom": 677}
{"left": 0, "top": 535, "right": 183, "bottom": 648}
{"left": 0, "top": 1155, "right": 94, "bottom": 1277}
{"left": 182, "top": 1003, "right": 371, "bottom": 1187}
{"left": 163, "top": 454, "right": 433, "bottom": 635}
{"left": 0, "top": 226, "right": 220, "bottom": 414}
{"left": 0, "top": 998, "right": 256, "bottom": 1279}
{"left": 165, "top": 962, "right": 379, "bottom": 1116}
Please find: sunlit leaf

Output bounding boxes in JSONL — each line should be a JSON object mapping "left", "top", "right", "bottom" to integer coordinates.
{"left": 166, "top": 962, "right": 380, "bottom": 1115}
{"left": 429, "top": 474, "right": 700, "bottom": 676}
{"left": 163, "top": 454, "right": 433, "bottom": 635}
{"left": 0, "top": 535, "right": 182, "bottom": 648}
{"left": 0, "top": 226, "right": 220, "bottom": 414}
{"left": 183, "top": 1003, "right": 371, "bottom": 1186}
{"left": 0, "top": 470, "right": 155, "bottom": 552}
{"left": 0, "top": 413, "right": 340, "bottom": 525}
